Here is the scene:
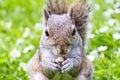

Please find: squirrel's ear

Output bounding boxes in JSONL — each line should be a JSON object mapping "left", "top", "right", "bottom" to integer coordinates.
{"left": 68, "top": 8, "right": 74, "bottom": 24}
{"left": 44, "top": 9, "right": 50, "bottom": 25}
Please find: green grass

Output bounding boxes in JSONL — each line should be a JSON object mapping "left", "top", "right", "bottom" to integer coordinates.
{"left": 0, "top": 0, "right": 120, "bottom": 80}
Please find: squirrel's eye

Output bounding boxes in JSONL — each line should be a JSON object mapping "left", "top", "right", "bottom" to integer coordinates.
{"left": 45, "top": 29, "right": 49, "bottom": 36}
{"left": 72, "top": 28, "right": 76, "bottom": 36}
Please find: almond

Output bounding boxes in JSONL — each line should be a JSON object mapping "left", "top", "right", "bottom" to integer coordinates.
{"left": 56, "top": 57, "right": 64, "bottom": 62}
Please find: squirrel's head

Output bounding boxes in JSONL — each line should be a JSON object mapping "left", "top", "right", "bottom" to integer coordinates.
{"left": 41, "top": 9, "right": 81, "bottom": 56}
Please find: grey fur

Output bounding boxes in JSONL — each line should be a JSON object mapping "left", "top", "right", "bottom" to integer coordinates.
{"left": 27, "top": 0, "right": 93, "bottom": 80}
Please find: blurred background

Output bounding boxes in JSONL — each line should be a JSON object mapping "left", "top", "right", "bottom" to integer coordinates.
{"left": 0, "top": 0, "right": 120, "bottom": 80}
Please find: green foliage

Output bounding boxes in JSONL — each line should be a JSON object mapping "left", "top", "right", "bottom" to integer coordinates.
{"left": 88, "top": 0, "right": 120, "bottom": 80}
{"left": 0, "top": 0, "right": 120, "bottom": 80}
{"left": 0, "top": 0, "right": 44, "bottom": 79}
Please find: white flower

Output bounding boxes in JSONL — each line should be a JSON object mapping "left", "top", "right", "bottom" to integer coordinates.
{"left": 98, "top": 46, "right": 108, "bottom": 51}
{"left": 107, "top": 19, "right": 116, "bottom": 26}
{"left": 90, "top": 49, "right": 98, "bottom": 56}
{"left": 94, "top": 4, "right": 100, "bottom": 10}
{"left": 34, "top": 23, "right": 43, "bottom": 31}
{"left": 19, "top": 62, "right": 27, "bottom": 71}
{"left": 114, "top": 26, "right": 120, "bottom": 31}
{"left": 87, "top": 49, "right": 98, "bottom": 61}
{"left": 114, "top": 8, "right": 120, "bottom": 14}
{"left": 88, "top": 34, "right": 95, "bottom": 39}
{"left": 114, "top": 2, "right": 120, "bottom": 8}
{"left": 105, "top": 0, "right": 114, "bottom": 4}
{"left": 5, "top": 21, "right": 12, "bottom": 28}
{"left": 23, "top": 44, "right": 35, "bottom": 53}
{"left": 117, "top": 48, "right": 120, "bottom": 53}
{"left": 10, "top": 48, "right": 21, "bottom": 61}
{"left": 87, "top": 55, "right": 95, "bottom": 61}
{"left": 104, "top": 9, "right": 114, "bottom": 17}
{"left": 23, "top": 28, "right": 30, "bottom": 38}
{"left": 16, "top": 38, "right": 24, "bottom": 45}
{"left": 113, "top": 32, "right": 120, "bottom": 40}
{"left": 99, "top": 26, "right": 108, "bottom": 33}
{"left": 111, "top": 63, "right": 116, "bottom": 68}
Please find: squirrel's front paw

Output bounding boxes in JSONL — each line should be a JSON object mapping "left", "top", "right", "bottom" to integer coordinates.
{"left": 47, "top": 59, "right": 61, "bottom": 71}
{"left": 61, "top": 59, "right": 74, "bottom": 73}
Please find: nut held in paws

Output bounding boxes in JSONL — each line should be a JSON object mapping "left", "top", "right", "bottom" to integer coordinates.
{"left": 56, "top": 57, "right": 64, "bottom": 62}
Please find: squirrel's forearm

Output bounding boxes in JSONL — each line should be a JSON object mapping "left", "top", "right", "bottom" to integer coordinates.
{"left": 73, "top": 55, "right": 83, "bottom": 67}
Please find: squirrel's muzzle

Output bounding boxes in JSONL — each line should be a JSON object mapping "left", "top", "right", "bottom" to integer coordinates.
{"left": 60, "top": 45, "right": 64, "bottom": 51}
{"left": 55, "top": 45, "right": 68, "bottom": 55}
{"left": 55, "top": 37, "right": 70, "bottom": 55}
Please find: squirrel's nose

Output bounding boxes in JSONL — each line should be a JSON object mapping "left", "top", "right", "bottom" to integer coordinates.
{"left": 55, "top": 45, "right": 68, "bottom": 55}
{"left": 59, "top": 45, "right": 68, "bottom": 55}
{"left": 60, "top": 45, "right": 64, "bottom": 51}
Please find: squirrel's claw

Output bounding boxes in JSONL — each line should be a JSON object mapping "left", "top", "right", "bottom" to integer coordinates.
{"left": 50, "top": 62, "right": 61, "bottom": 71}
{"left": 61, "top": 59, "right": 73, "bottom": 73}
{"left": 42, "top": 59, "right": 61, "bottom": 71}
{"left": 48, "top": 59, "right": 61, "bottom": 71}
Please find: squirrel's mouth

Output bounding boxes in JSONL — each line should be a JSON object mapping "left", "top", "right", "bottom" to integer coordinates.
{"left": 56, "top": 48, "right": 70, "bottom": 57}
{"left": 55, "top": 43, "right": 70, "bottom": 56}
{"left": 56, "top": 47, "right": 68, "bottom": 56}
{"left": 59, "top": 51, "right": 67, "bottom": 55}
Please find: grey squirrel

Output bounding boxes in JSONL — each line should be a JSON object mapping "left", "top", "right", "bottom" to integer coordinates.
{"left": 27, "top": 0, "right": 93, "bottom": 80}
